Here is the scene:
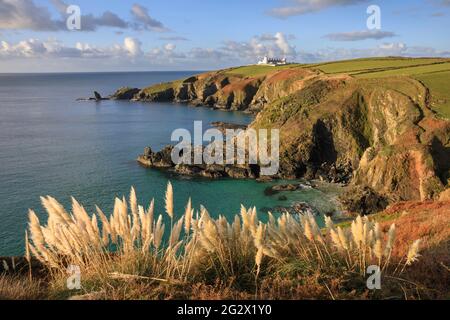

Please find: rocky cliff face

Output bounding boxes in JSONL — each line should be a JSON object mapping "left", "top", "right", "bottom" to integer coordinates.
{"left": 252, "top": 74, "right": 449, "bottom": 203}
{"left": 112, "top": 66, "right": 450, "bottom": 205}
{"left": 111, "top": 68, "right": 319, "bottom": 112}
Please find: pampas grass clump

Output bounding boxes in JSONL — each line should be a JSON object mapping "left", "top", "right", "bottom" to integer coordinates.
{"left": 26, "top": 184, "right": 422, "bottom": 290}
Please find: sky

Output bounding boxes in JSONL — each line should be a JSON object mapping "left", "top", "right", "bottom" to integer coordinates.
{"left": 0, "top": 0, "right": 449, "bottom": 72}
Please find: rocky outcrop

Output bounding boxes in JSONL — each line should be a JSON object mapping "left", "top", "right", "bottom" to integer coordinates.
{"left": 261, "top": 202, "right": 318, "bottom": 216}
{"left": 265, "top": 183, "right": 313, "bottom": 195}
{"left": 251, "top": 75, "right": 449, "bottom": 204}
{"left": 211, "top": 121, "right": 248, "bottom": 133}
{"left": 135, "top": 85, "right": 175, "bottom": 102}
{"left": 339, "top": 186, "right": 388, "bottom": 215}
{"left": 114, "top": 68, "right": 322, "bottom": 112}
{"left": 137, "top": 145, "right": 259, "bottom": 179}
{"left": 77, "top": 91, "right": 110, "bottom": 101}
{"left": 117, "top": 65, "right": 449, "bottom": 207}
{"left": 137, "top": 146, "right": 174, "bottom": 168}
{"left": 111, "top": 87, "right": 141, "bottom": 100}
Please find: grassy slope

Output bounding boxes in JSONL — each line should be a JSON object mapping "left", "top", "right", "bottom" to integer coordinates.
{"left": 312, "top": 57, "right": 446, "bottom": 74}
{"left": 416, "top": 70, "right": 450, "bottom": 119}
{"left": 225, "top": 64, "right": 303, "bottom": 77}
{"left": 353, "top": 61, "right": 450, "bottom": 77}
{"left": 311, "top": 57, "right": 450, "bottom": 119}
{"left": 141, "top": 80, "right": 182, "bottom": 95}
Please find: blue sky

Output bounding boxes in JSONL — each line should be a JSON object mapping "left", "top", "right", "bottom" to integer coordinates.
{"left": 0, "top": 0, "right": 449, "bottom": 72}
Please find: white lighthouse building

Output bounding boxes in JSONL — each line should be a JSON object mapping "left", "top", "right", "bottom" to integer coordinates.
{"left": 257, "top": 56, "right": 287, "bottom": 66}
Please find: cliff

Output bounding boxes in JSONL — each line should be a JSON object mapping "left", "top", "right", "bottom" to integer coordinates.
{"left": 252, "top": 74, "right": 449, "bottom": 204}
{"left": 111, "top": 66, "right": 318, "bottom": 112}
{"left": 112, "top": 59, "right": 450, "bottom": 208}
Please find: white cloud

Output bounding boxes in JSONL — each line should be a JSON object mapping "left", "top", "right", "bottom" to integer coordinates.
{"left": 164, "top": 43, "right": 176, "bottom": 51}
{"left": 269, "top": 0, "right": 368, "bottom": 17}
{"left": 1, "top": 36, "right": 449, "bottom": 72}
{"left": 0, "top": 0, "right": 61, "bottom": 30}
{"left": 222, "top": 32, "right": 297, "bottom": 62}
{"left": 0, "top": 0, "right": 167, "bottom": 32}
{"left": 0, "top": 33, "right": 292, "bottom": 65}
{"left": 50, "top": 0, "right": 128, "bottom": 31}
{"left": 274, "top": 32, "right": 295, "bottom": 55}
{"left": 124, "top": 37, "right": 143, "bottom": 57}
{"left": 0, "top": 38, "right": 146, "bottom": 59}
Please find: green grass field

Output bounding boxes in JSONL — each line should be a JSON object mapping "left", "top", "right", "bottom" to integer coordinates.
{"left": 353, "top": 61, "right": 450, "bottom": 78}
{"left": 141, "top": 80, "right": 182, "bottom": 94}
{"left": 309, "top": 57, "right": 450, "bottom": 119}
{"left": 312, "top": 57, "right": 447, "bottom": 75}
{"left": 416, "top": 70, "right": 450, "bottom": 119}
{"left": 225, "top": 63, "right": 303, "bottom": 77}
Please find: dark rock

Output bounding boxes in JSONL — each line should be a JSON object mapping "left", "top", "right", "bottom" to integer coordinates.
{"left": 176, "top": 83, "right": 198, "bottom": 102}
{"left": 264, "top": 187, "right": 279, "bottom": 196}
{"left": 138, "top": 145, "right": 261, "bottom": 180}
{"left": 183, "top": 76, "right": 198, "bottom": 84}
{"left": 138, "top": 145, "right": 174, "bottom": 168}
{"left": 339, "top": 186, "right": 389, "bottom": 215}
{"left": 143, "top": 147, "right": 152, "bottom": 158}
{"left": 111, "top": 87, "right": 140, "bottom": 100}
{"left": 278, "top": 195, "right": 288, "bottom": 201}
{"left": 224, "top": 166, "right": 250, "bottom": 179}
{"left": 265, "top": 182, "right": 313, "bottom": 197}
{"left": 201, "top": 169, "right": 224, "bottom": 179}
{"left": 304, "top": 166, "right": 317, "bottom": 180}
{"left": 211, "top": 122, "right": 248, "bottom": 134}
{"left": 257, "top": 176, "right": 274, "bottom": 182}
{"left": 272, "top": 184, "right": 301, "bottom": 191}
{"left": 94, "top": 91, "right": 102, "bottom": 100}
{"left": 204, "top": 95, "right": 217, "bottom": 106}
{"left": 266, "top": 202, "right": 317, "bottom": 215}
{"left": 136, "top": 86, "right": 175, "bottom": 101}
{"left": 175, "top": 164, "right": 203, "bottom": 175}
{"left": 206, "top": 164, "right": 226, "bottom": 173}
{"left": 77, "top": 91, "right": 109, "bottom": 101}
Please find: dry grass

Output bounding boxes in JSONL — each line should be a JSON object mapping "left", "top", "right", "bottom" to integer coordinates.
{"left": 379, "top": 201, "right": 450, "bottom": 299}
{"left": 0, "top": 274, "right": 45, "bottom": 300}
{"left": 19, "top": 183, "right": 437, "bottom": 300}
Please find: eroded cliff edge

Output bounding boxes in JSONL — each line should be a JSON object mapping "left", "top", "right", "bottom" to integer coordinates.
{"left": 111, "top": 66, "right": 450, "bottom": 208}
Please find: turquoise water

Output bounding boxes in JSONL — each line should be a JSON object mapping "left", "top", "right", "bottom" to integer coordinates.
{"left": 0, "top": 72, "right": 339, "bottom": 255}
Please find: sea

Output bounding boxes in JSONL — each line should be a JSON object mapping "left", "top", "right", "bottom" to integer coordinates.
{"left": 0, "top": 72, "right": 340, "bottom": 255}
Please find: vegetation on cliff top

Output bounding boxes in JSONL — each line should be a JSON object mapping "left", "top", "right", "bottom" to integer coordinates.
{"left": 224, "top": 63, "right": 304, "bottom": 77}
{"left": 2, "top": 185, "right": 447, "bottom": 300}
{"left": 311, "top": 57, "right": 450, "bottom": 119}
